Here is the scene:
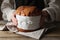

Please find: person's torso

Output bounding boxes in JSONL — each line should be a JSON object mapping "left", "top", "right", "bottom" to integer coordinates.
{"left": 15, "top": 0, "right": 45, "bottom": 10}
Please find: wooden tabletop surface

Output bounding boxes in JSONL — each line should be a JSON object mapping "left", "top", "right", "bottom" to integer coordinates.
{"left": 0, "top": 27, "right": 60, "bottom": 40}
{"left": 0, "top": 22, "right": 60, "bottom": 40}
{"left": 0, "top": 31, "right": 37, "bottom": 40}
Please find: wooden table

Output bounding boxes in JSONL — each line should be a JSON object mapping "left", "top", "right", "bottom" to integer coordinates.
{"left": 0, "top": 31, "right": 37, "bottom": 40}
{"left": 0, "top": 22, "right": 60, "bottom": 40}
{"left": 0, "top": 27, "right": 60, "bottom": 40}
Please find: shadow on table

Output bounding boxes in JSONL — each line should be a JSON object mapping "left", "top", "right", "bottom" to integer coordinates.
{"left": 40, "top": 21, "right": 60, "bottom": 40}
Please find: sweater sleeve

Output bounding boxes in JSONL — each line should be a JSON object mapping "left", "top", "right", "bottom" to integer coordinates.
{"left": 42, "top": 0, "right": 60, "bottom": 22}
{"left": 1, "top": 0, "right": 15, "bottom": 21}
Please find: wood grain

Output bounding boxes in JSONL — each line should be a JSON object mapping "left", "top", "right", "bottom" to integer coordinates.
{"left": 0, "top": 31, "right": 36, "bottom": 40}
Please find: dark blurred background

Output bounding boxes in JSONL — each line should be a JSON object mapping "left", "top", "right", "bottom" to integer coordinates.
{"left": 0, "top": 0, "right": 3, "bottom": 20}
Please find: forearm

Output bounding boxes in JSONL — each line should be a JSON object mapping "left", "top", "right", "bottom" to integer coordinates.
{"left": 1, "top": 0, "right": 15, "bottom": 21}
{"left": 42, "top": 7, "right": 56, "bottom": 22}
{"left": 42, "top": 0, "right": 60, "bottom": 22}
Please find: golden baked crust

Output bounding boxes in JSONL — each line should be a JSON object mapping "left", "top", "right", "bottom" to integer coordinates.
{"left": 16, "top": 6, "right": 42, "bottom": 16}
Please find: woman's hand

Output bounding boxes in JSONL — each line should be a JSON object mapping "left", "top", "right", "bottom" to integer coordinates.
{"left": 11, "top": 11, "right": 18, "bottom": 26}
{"left": 40, "top": 10, "right": 49, "bottom": 28}
{"left": 11, "top": 6, "right": 24, "bottom": 26}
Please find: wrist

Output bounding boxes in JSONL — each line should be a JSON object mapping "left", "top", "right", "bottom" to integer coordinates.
{"left": 42, "top": 11, "right": 49, "bottom": 17}
{"left": 42, "top": 10, "right": 51, "bottom": 22}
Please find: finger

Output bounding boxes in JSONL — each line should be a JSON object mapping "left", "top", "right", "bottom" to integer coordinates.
{"left": 11, "top": 15, "right": 18, "bottom": 26}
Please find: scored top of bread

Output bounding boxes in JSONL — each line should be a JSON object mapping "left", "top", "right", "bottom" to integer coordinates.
{"left": 16, "top": 6, "right": 41, "bottom": 16}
